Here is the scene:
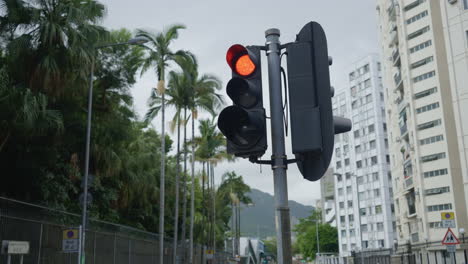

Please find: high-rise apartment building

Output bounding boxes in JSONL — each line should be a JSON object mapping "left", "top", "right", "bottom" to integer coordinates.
{"left": 320, "top": 169, "right": 336, "bottom": 227}
{"left": 332, "top": 54, "right": 395, "bottom": 256}
{"left": 376, "top": 0, "right": 468, "bottom": 249}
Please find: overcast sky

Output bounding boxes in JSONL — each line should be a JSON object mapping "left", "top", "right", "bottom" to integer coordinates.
{"left": 99, "top": 0, "right": 381, "bottom": 206}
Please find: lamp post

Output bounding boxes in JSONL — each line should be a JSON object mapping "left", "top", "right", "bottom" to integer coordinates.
{"left": 79, "top": 36, "right": 148, "bottom": 264}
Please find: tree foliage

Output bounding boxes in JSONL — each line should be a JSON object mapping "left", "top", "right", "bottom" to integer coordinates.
{"left": 294, "top": 210, "right": 339, "bottom": 259}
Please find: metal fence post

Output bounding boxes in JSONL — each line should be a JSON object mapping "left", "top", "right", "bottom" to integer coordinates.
{"left": 113, "top": 234, "right": 116, "bottom": 264}
{"left": 37, "top": 223, "right": 43, "bottom": 264}
{"left": 93, "top": 232, "right": 96, "bottom": 264}
{"left": 128, "top": 239, "right": 131, "bottom": 264}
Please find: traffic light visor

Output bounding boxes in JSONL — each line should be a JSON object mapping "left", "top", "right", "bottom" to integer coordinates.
{"left": 226, "top": 44, "right": 256, "bottom": 77}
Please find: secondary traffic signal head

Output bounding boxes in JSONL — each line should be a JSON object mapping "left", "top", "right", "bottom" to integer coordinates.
{"left": 218, "top": 45, "right": 267, "bottom": 158}
{"left": 287, "top": 22, "right": 351, "bottom": 181}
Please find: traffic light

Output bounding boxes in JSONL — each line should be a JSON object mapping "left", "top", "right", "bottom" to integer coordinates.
{"left": 286, "top": 21, "right": 351, "bottom": 181}
{"left": 218, "top": 44, "right": 267, "bottom": 158}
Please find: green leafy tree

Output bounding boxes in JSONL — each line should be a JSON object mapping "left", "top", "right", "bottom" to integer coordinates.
{"left": 137, "top": 25, "right": 190, "bottom": 261}
{"left": 294, "top": 210, "right": 339, "bottom": 260}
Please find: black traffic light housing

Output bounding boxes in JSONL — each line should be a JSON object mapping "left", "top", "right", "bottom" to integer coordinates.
{"left": 218, "top": 45, "right": 267, "bottom": 158}
{"left": 287, "top": 21, "right": 352, "bottom": 181}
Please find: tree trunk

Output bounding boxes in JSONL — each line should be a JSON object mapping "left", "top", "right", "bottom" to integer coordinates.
{"left": 189, "top": 109, "right": 195, "bottom": 264}
{"left": 202, "top": 161, "right": 206, "bottom": 245}
{"left": 181, "top": 107, "right": 188, "bottom": 261}
{"left": 158, "top": 82, "right": 166, "bottom": 264}
{"left": 212, "top": 165, "right": 216, "bottom": 251}
{"left": 173, "top": 112, "right": 181, "bottom": 264}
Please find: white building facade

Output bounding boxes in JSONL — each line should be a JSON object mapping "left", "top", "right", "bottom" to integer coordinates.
{"left": 332, "top": 54, "right": 395, "bottom": 257}
{"left": 376, "top": 0, "right": 468, "bottom": 249}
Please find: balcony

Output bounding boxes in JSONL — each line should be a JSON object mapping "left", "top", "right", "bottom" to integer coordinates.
{"left": 399, "top": 122, "right": 408, "bottom": 136}
{"left": 387, "top": 0, "right": 397, "bottom": 21}
{"left": 394, "top": 71, "right": 403, "bottom": 92}
{"left": 389, "top": 30, "right": 399, "bottom": 47}
{"left": 392, "top": 48, "right": 401, "bottom": 67}
{"left": 404, "top": 176, "right": 413, "bottom": 189}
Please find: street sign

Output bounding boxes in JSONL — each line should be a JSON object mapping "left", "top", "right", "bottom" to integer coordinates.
{"left": 205, "top": 249, "right": 214, "bottom": 259}
{"left": 1, "top": 241, "right": 30, "bottom": 255}
{"left": 441, "top": 212, "right": 456, "bottom": 228}
{"left": 442, "top": 228, "right": 460, "bottom": 245}
{"left": 62, "top": 228, "right": 80, "bottom": 253}
{"left": 446, "top": 245, "right": 456, "bottom": 253}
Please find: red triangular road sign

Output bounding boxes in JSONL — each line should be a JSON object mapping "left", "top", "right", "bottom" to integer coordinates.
{"left": 442, "top": 228, "right": 460, "bottom": 245}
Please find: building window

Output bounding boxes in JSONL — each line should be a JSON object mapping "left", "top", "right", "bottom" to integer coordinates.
{"left": 341, "top": 230, "right": 347, "bottom": 237}
{"left": 354, "top": 130, "right": 360, "bottom": 138}
{"left": 411, "top": 56, "right": 434, "bottom": 69}
{"left": 374, "top": 189, "right": 381, "bottom": 198}
{"left": 417, "top": 119, "right": 442, "bottom": 130}
{"left": 407, "top": 26, "right": 430, "bottom": 40}
{"left": 425, "top": 186, "right": 450, "bottom": 196}
{"left": 421, "top": 152, "right": 446, "bottom": 163}
{"left": 350, "top": 229, "right": 356, "bottom": 237}
{"left": 362, "top": 240, "right": 369, "bottom": 249}
{"left": 427, "top": 203, "right": 452, "bottom": 212}
{"left": 370, "top": 140, "right": 376, "bottom": 149}
{"left": 357, "top": 176, "right": 364, "bottom": 185}
{"left": 345, "top": 158, "right": 350, "bottom": 166}
{"left": 414, "top": 87, "right": 437, "bottom": 99}
{"left": 340, "top": 216, "right": 346, "bottom": 223}
{"left": 368, "top": 124, "right": 375, "bottom": 133}
{"left": 416, "top": 102, "right": 440, "bottom": 114}
{"left": 372, "top": 172, "right": 379, "bottom": 181}
{"left": 349, "top": 72, "right": 355, "bottom": 81}
{"left": 420, "top": 134, "right": 444, "bottom": 145}
{"left": 413, "top": 70, "right": 436, "bottom": 83}
{"left": 355, "top": 145, "right": 361, "bottom": 153}
{"left": 345, "top": 172, "right": 351, "bottom": 179}
{"left": 377, "top": 223, "right": 384, "bottom": 231}
{"left": 464, "top": 0, "right": 468, "bottom": 9}
{"left": 338, "top": 188, "right": 344, "bottom": 196}
{"left": 429, "top": 221, "right": 443, "bottom": 229}
{"left": 375, "top": 205, "right": 382, "bottom": 214}
{"left": 349, "top": 214, "right": 354, "bottom": 222}
{"left": 363, "top": 64, "right": 370, "bottom": 73}
{"left": 336, "top": 161, "right": 342, "bottom": 169}
{"left": 366, "top": 94, "right": 373, "bottom": 103}
{"left": 406, "top": 10, "right": 429, "bottom": 24}
{"left": 337, "top": 174, "right": 342, "bottom": 181}
{"left": 371, "top": 156, "right": 378, "bottom": 165}
{"left": 358, "top": 191, "right": 365, "bottom": 201}
{"left": 409, "top": 40, "right": 432, "bottom": 54}
{"left": 356, "top": 160, "right": 362, "bottom": 168}
{"left": 346, "top": 186, "right": 352, "bottom": 193}
{"left": 404, "top": 0, "right": 426, "bottom": 11}
{"left": 361, "top": 224, "right": 368, "bottom": 232}
{"left": 423, "top": 168, "right": 448, "bottom": 178}
{"left": 339, "top": 202, "right": 345, "bottom": 209}
{"left": 360, "top": 208, "right": 366, "bottom": 216}
{"left": 364, "top": 79, "right": 371, "bottom": 88}
{"left": 348, "top": 201, "right": 353, "bottom": 208}
{"left": 344, "top": 145, "right": 349, "bottom": 154}
{"left": 335, "top": 147, "right": 341, "bottom": 157}
{"left": 342, "top": 244, "right": 347, "bottom": 251}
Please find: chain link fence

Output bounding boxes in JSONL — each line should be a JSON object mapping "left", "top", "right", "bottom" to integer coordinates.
{"left": 0, "top": 196, "right": 231, "bottom": 264}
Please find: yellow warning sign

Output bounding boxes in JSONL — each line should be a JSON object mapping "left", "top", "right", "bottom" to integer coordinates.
{"left": 441, "top": 212, "right": 455, "bottom": 220}
{"left": 63, "top": 229, "right": 79, "bottom": 240}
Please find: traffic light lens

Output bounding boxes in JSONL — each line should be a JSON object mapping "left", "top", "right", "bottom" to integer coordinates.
{"left": 218, "top": 106, "right": 263, "bottom": 148}
{"left": 235, "top": 55, "right": 256, "bottom": 77}
{"left": 227, "top": 78, "right": 258, "bottom": 108}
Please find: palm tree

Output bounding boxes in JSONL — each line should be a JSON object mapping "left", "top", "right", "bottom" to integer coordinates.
{"left": 194, "top": 118, "right": 233, "bottom": 253}
{"left": 0, "top": 0, "right": 107, "bottom": 97}
{"left": 184, "top": 64, "right": 224, "bottom": 263}
{"left": 137, "top": 24, "right": 189, "bottom": 264}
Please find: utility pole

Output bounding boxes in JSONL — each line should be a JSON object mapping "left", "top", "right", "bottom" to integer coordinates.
{"left": 265, "top": 28, "right": 293, "bottom": 264}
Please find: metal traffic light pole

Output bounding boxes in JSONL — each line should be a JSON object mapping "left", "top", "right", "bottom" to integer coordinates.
{"left": 265, "top": 28, "right": 293, "bottom": 264}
